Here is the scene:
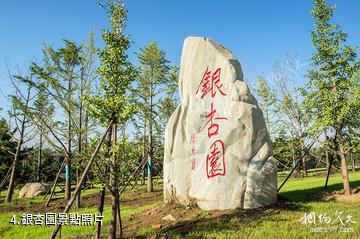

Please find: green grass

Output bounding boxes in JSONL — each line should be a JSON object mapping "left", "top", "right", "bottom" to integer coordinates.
{"left": 159, "top": 171, "right": 360, "bottom": 239}
{"left": 280, "top": 170, "right": 360, "bottom": 201}
{"left": 0, "top": 185, "right": 100, "bottom": 208}
{"left": 1, "top": 173, "right": 360, "bottom": 238}
{"left": 0, "top": 182, "right": 161, "bottom": 239}
{"left": 0, "top": 202, "right": 159, "bottom": 239}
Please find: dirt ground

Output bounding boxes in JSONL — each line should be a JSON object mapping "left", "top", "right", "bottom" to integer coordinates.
{"left": 0, "top": 188, "right": 163, "bottom": 214}
{"left": 0, "top": 188, "right": 299, "bottom": 238}
{"left": 123, "top": 196, "right": 298, "bottom": 238}
{"left": 313, "top": 188, "right": 360, "bottom": 202}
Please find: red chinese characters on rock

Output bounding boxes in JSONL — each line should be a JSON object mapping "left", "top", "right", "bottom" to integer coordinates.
{"left": 196, "top": 67, "right": 227, "bottom": 99}
{"left": 200, "top": 102, "right": 227, "bottom": 138}
{"left": 196, "top": 66, "right": 227, "bottom": 179}
{"left": 206, "top": 140, "right": 226, "bottom": 178}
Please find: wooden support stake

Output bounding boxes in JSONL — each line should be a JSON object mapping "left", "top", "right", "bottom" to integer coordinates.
{"left": 119, "top": 155, "right": 148, "bottom": 195}
{"left": 324, "top": 151, "right": 335, "bottom": 190}
{"left": 95, "top": 185, "right": 106, "bottom": 239}
{"left": 49, "top": 121, "right": 112, "bottom": 239}
{"left": 0, "top": 163, "right": 14, "bottom": 197}
{"left": 277, "top": 141, "right": 316, "bottom": 193}
{"left": 45, "top": 159, "right": 66, "bottom": 207}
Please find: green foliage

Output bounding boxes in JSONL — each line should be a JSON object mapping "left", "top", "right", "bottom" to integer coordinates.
{"left": 132, "top": 41, "right": 178, "bottom": 176}
{"left": 253, "top": 75, "right": 276, "bottom": 136}
{"left": 30, "top": 39, "right": 83, "bottom": 154}
{"left": 0, "top": 119, "right": 16, "bottom": 179}
{"left": 305, "top": 0, "right": 360, "bottom": 133}
{"left": 133, "top": 42, "right": 177, "bottom": 137}
{"left": 134, "top": 41, "right": 171, "bottom": 124}
{"left": 85, "top": 0, "right": 137, "bottom": 125}
{"left": 157, "top": 66, "right": 180, "bottom": 123}
{"left": 272, "top": 133, "right": 300, "bottom": 170}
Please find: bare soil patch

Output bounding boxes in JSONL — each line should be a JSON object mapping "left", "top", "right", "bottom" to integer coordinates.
{"left": 312, "top": 188, "right": 360, "bottom": 202}
{"left": 0, "top": 188, "right": 162, "bottom": 214}
{"left": 123, "top": 195, "right": 299, "bottom": 238}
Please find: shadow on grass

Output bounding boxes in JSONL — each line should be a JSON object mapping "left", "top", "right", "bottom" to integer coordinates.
{"left": 279, "top": 179, "right": 360, "bottom": 202}
{"left": 153, "top": 180, "right": 360, "bottom": 238}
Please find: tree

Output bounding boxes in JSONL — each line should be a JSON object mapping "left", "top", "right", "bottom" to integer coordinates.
{"left": 272, "top": 131, "right": 301, "bottom": 171}
{"left": 33, "top": 82, "right": 54, "bottom": 182}
{"left": 0, "top": 118, "right": 16, "bottom": 192}
{"left": 253, "top": 75, "right": 276, "bottom": 139}
{"left": 5, "top": 73, "right": 35, "bottom": 202}
{"left": 85, "top": 0, "right": 137, "bottom": 237}
{"left": 74, "top": 31, "right": 97, "bottom": 208}
{"left": 273, "top": 54, "right": 311, "bottom": 177}
{"left": 135, "top": 42, "right": 170, "bottom": 192}
{"left": 31, "top": 40, "right": 83, "bottom": 201}
{"left": 305, "top": 0, "right": 360, "bottom": 194}
{"left": 157, "top": 66, "right": 180, "bottom": 129}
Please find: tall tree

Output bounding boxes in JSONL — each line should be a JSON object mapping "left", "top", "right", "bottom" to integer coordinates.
{"left": 305, "top": 0, "right": 360, "bottom": 194}
{"left": 157, "top": 66, "right": 180, "bottom": 129}
{"left": 0, "top": 118, "right": 16, "bottom": 185}
{"left": 33, "top": 82, "right": 54, "bottom": 182}
{"left": 253, "top": 75, "right": 276, "bottom": 139}
{"left": 74, "top": 31, "right": 97, "bottom": 208}
{"left": 5, "top": 73, "right": 35, "bottom": 202}
{"left": 273, "top": 54, "right": 311, "bottom": 177}
{"left": 135, "top": 42, "right": 170, "bottom": 192}
{"left": 31, "top": 40, "right": 82, "bottom": 201}
{"left": 85, "top": 0, "right": 137, "bottom": 237}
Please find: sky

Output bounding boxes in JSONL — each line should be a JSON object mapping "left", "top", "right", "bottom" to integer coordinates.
{"left": 0, "top": 0, "right": 360, "bottom": 116}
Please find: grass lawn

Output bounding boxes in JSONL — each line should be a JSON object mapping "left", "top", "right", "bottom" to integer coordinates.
{"left": 0, "top": 172, "right": 360, "bottom": 238}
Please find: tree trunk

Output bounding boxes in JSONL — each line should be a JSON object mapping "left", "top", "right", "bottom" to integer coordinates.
{"left": 299, "top": 137, "right": 307, "bottom": 177}
{"left": 142, "top": 120, "right": 147, "bottom": 186}
{"left": 109, "top": 122, "right": 118, "bottom": 239}
{"left": 109, "top": 187, "right": 117, "bottom": 239}
{"left": 141, "top": 167, "right": 145, "bottom": 185}
{"left": 76, "top": 85, "right": 84, "bottom": 208}
{"left": 6, "top": 112, "right": 26, "bottom": 202}
{"left": 37, "top": 130, "right": 43, "bottom": 182}
{"left": 65, "top": 78, "right": 72, "bottom": 201}
{"left": 147, "top": 82, "right": 153, "bottom": 193}
{"left": 117, "top": 189, "right": 123, "bottom": 238}
{"left": 337, "top": 131, "right": 351, "bottom": 195}
{"left": 5, "top": 139, "right": 22, "bottom": 202}
{"left": 291, "top": 135, "right": 300, "bottom": 177}
{"left": 6, "top": 87, "right": 31, "bottom": 202}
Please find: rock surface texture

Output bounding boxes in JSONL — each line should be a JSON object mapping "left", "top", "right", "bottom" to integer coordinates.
{"left": 163, "top": 37, "right": 277, "bottom": 210}
{"left": 18, "top": 182, "right": 49, "bottom": 199}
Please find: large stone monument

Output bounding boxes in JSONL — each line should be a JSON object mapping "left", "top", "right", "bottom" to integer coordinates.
{"left": 163, "top": 37, "right": 277, "bottom": 210}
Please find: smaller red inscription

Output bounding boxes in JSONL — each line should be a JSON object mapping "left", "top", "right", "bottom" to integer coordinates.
{"left": 191, "top": 158, "right": 196, "bottom": 171}
{"left": 206, "top": 140, "right": 226, "bottom": 178}
{"left": 190, "top": 133, "right": 196, "bottom": 171}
